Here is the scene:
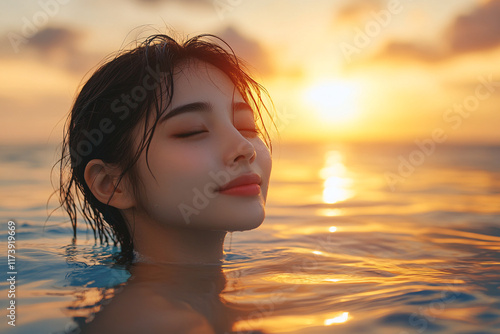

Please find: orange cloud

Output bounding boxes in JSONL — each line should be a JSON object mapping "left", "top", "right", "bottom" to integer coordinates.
{"left": 134, "top": 0, "right": 211, "bottom": 6}
{"left": 335, "top": 0, "right": 384, "bottom": 25}
{"left": 28, "top": 27, "right": 80, "bottom": 53}
{"left": 1, "top": 26, "right": 98, "bottom": 73}
{"left": 376, "top": 0, "right": 500, "bottom": 62}
{"left": 448, "top": 0, "right": 500, "bottom": 53}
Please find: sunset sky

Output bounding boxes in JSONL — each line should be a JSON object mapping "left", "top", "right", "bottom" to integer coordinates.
{"left": 1, "top": 0, "right": 499, "bottom": 145}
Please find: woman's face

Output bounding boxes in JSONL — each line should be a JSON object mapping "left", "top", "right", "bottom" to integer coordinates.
{"left": 130, "top": 61, "right": 272, "bottom": 232}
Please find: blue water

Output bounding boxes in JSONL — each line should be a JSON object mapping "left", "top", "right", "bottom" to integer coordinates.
{"left": 1, "top": 142, "right": 499, "bottom": 333}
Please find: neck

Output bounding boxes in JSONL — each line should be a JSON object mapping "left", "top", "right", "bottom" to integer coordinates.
{"left": 129, "top": 219, "right": 227, "bottom": 265}
{"left": 129, "top": 260, "right": 227, "bottom": 293}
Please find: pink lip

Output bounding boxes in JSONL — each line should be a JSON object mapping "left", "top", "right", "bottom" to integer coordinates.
{"left": 218, "top": 173, "right": 262, "bottom": 196}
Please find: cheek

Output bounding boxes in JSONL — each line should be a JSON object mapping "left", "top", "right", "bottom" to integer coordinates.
{"left": 150, "top": 145, "right": 214, "bottom": 178}
{"left": 136, "top": 146, "right": 217, "bottom": 223}
{"left": 258, "top": 147, "right": 272, "bottom": 177}
{"left": 255, "top": 142, "right": 272, "bottom": 199}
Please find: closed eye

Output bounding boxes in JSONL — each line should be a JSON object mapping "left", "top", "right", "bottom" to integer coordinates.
{"left": 173, "top": 130, "right": 207, "bottom": 138}
{"left": 239, "top": 128, "right": 259, "bottom": 138}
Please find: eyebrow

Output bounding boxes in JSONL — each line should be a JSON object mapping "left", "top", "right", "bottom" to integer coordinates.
{"left": 160, "top": 102, "right": 212, "bottom": 123}
{"left": 160, "top": 101, "right": 253, "bottom": 123}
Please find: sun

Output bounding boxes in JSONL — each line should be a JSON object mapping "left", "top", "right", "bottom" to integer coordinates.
{"left": 304, "top": 80, "right": 360, "bottom": 124}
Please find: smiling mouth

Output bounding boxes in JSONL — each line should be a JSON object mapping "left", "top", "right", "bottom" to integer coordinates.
{"left": 217, "top": 173, "right": 262, "bottom": 196}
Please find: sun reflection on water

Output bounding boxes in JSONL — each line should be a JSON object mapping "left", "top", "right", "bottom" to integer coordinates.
{"left": 320, "top": 151, "right": 354, "bottom": 204}
{"left": 324, "top": 312, "right": 350, "bottom": 325}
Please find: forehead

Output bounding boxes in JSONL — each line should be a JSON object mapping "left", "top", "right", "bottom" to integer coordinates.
{"left": 170, "top": 60, "right": 243, "bottom": 105}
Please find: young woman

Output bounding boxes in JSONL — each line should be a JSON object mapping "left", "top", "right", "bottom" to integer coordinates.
{"left": 59, "top": 34, "right": 273, "bottom": 333}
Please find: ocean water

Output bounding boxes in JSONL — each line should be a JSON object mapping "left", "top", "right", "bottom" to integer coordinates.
{"left": 1, "top": 142, "right": 499, "bottom": 333}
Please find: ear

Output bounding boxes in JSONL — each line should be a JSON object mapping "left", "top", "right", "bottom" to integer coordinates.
{"left": 84, "top": 159, "right": 135, "bottom": 210}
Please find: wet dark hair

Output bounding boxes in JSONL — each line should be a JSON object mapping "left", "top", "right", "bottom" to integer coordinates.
{"left": 59, "top": 34, "right": 274, "bottom": 263}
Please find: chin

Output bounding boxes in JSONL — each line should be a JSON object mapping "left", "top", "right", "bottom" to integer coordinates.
{"left": 227, "top": 217, "right": 265, "bottom": 232}
{"left": 200, "top": 205, "right": 267, "bottom": 232}
{"left": 228, "top": 202, "right": 266, "bottom": 231}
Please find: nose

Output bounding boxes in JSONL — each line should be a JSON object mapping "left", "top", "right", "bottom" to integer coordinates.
{"left": 224, "top": 133, "right": 256, "bottom": 167}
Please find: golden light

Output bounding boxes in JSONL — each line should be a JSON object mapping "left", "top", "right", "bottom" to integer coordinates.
{"left": 317, "top": 208, "right": 343, "bottom": 217}
{"left": 323, "top": 177, "right": 353, "bottom": 204}
{"left": 304, "top": 80, "right": 360, "bottom": 124}
{"left": 320, "top": 151, "right": 354, "bottom": 204}
{"left": 329, "top": 226, "right": 338, "bottom": 233}
{"left": 324, "top": 312, "right": 350, "bottom": 325}
{"left": 265, "top": 273, "right": 345, "bottom": 285}
{"left": 324, "top": 278, "right": 341, "bottom": 282}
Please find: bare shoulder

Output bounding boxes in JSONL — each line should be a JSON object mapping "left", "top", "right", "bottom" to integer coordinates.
{"left": 81, "top": 284, "right": 215, "bottom": 334}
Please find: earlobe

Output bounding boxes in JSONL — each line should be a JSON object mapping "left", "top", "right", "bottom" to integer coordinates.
{"left": 84, "top": 159, "right": 135, "bottom": 209}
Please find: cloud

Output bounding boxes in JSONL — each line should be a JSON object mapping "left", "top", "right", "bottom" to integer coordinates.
{"left": 2, "top": 26, "right": 81, "bottom": 57}
{"left": 335, "top": 0, "right": 384, "bottom": 25}
{"left": 28, "top": 27, "right": 81, "bottom": 54}
{"left": 376, "top": 41, "right": 445, "bottom": 63}
{"left": 376, "top": 0, "right": 500, "bottom": 63}
{"left": 448, "top": 0, "right": 500, "bottom": 53}
{"left": 134, "top": 0, "right": 212, "bottom": 8}
{"left": 217, "top": 26, "right": 273, "bottom": 75}
{"left": 4, "top": 26, "right": 104, "bottom": 73}
{"left": 25, "top": 27, "right": 96, "bottom": 72}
